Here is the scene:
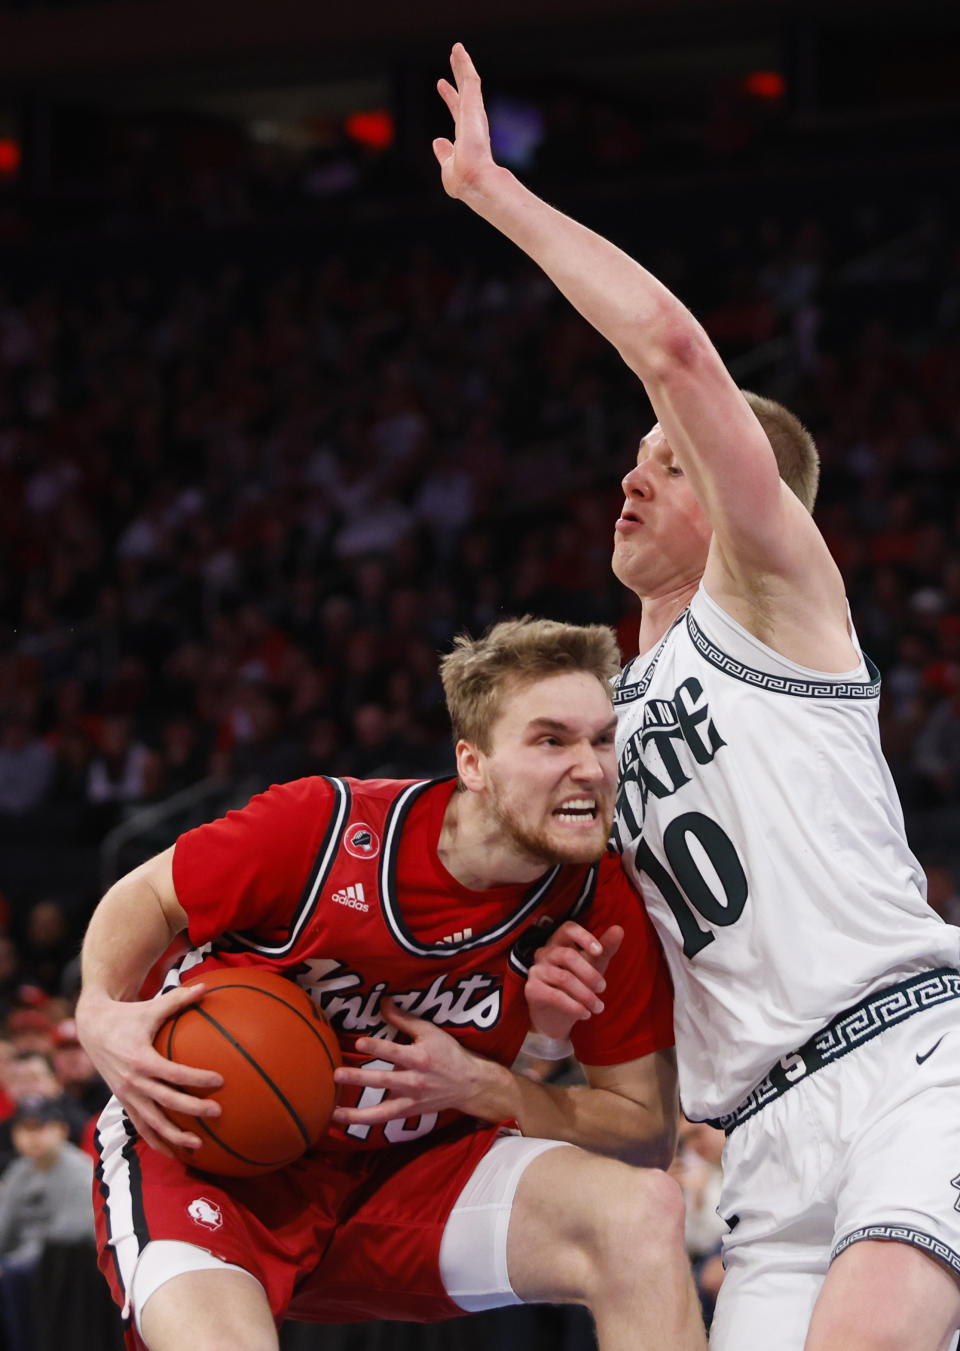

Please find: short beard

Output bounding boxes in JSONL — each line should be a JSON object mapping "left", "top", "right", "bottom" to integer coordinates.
{"left": 490, "top": 791, "right": 613, "bottom": 867}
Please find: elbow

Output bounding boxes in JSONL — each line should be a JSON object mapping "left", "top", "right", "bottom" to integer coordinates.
{"left": 618, "top": 1136, "right": 675, "bottom": 1172}
{"left": 620, "top": 297, "right": 713, "bottom": 391}
{"left": 642, "top": 1129, "right": 677, "bottom": 1172}
{"left": 651, "top": 316, "right": 713, "bottom": 389}
{"left": 618, "top": 1115, "right": 678, "bottom": 1171}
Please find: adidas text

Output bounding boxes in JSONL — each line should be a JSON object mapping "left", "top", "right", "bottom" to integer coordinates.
{"left": 331, "top": 884, "right": 369, "bottom": 913}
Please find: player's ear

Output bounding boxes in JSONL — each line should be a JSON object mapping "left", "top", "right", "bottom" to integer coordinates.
{"left": 455, "top": 738, "right": 485, "bottom": 792}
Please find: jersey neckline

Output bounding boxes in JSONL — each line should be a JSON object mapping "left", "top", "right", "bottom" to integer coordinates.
{"left": 378, "top": 777, "right": 579, "bottom": 959}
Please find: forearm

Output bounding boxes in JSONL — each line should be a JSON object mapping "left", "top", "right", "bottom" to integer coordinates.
{"left": 455, "top": 165, "right": 782, "bottom": 529}
{"left": 462, "top": 1053, "right": 676, "bottom": 1169}
{"left": 457, "top": 165, "right": 699, "bottom": 384}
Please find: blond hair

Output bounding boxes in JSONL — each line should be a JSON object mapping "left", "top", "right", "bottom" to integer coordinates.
{"left": 741, "top": 390, "right": 820, "bottom": 512}
{"left": 440, "top": 616, "right": 621, "bottom": 752}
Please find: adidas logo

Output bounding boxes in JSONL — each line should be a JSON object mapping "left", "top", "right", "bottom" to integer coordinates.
{"left": 439, "top": 928, "right": 473, "bottom": 945}
{"left": 331, "top": 883, "right": 369, "bottom": 913}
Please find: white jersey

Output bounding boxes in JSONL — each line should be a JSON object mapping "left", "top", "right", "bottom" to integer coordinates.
{"left": 612, "top": 583, "right": 960, "bottom": 1121}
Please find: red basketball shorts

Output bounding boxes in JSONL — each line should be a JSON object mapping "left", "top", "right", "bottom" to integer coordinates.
{"left": 94, "top": 1096, "right": 558, "bottom": 1341}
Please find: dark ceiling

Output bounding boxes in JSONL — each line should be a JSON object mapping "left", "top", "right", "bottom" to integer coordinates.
{"left": 1, "top": 0, "right": 956, "bottom": 102}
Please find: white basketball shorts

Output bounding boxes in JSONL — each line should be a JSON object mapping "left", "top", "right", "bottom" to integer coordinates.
{"left": 710, "top": 997, "right": 960, "bottom": 1351}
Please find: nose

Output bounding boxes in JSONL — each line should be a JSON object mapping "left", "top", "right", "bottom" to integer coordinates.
{"left": 622, "top": 462, "right": 649, "bottom": 497}
{"left": 571, "top": 740, "right": 607, "bottom": 784}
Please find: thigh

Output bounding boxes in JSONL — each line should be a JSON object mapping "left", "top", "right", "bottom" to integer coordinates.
{"left": 288, "top": 1120, "right": 515, "bottom": 1324}
{"left": 806, "top": 1239, "right": 960, "bottom": 1351}
{"left": 138, "top": 1267, "right": 279, "bottom": 1351}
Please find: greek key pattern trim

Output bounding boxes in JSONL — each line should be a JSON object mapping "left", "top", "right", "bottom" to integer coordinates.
{"left": 613, "top": 615, "right": 686, "bottom": 705}
{"left": 687, "top": 614, "right": 881, "bottom": 699}
{"left": 707, "top": 969, "right": 960, "bottom": 1133}
{"left": 832, "top": 1225, "right": 960, "bottom": 1278}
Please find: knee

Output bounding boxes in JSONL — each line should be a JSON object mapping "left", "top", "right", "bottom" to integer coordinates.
{"left": 599, "top": 1165, "right": 687, "bottom": 1260}
{"left": 570, "top": 1161, "right": 689, "bottom": 1296}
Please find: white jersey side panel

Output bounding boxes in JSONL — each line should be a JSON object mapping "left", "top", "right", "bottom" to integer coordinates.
{"left": 612, "top": 584, "right": 960, "bottom": 1120}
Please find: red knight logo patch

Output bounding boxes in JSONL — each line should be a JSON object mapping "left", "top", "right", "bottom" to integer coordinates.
{"left": 344, "top": 822, "right": 380, "bottom": 859}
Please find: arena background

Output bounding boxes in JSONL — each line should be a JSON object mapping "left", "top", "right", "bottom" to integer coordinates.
{"left": 0, "top": 0, "right": 959, "bottom": 1345}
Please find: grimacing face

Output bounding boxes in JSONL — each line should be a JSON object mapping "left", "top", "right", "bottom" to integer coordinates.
{"left": 480, "top": 670, "right": 618, "bottom": 866}
{"left": 612, "top": 424, "right": 713, "bottom": 597}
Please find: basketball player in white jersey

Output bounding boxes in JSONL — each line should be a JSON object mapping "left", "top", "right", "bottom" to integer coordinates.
{"left": 434, "top": 43, "right": 960, "bottom": 1351}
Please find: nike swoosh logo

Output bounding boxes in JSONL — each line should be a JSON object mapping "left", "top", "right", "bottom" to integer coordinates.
{"left": 916, "top": 1035, "right": 947, "bottom": 1066}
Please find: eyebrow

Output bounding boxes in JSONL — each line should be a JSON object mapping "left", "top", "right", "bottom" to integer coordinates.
{"left": 527, "top": 716, "right": 618, "bottom": 737}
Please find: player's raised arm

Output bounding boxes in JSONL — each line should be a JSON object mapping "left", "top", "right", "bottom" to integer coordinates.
{"left": 75, "top": 846, "right": 223, "bottom": 1156}
{"left": 434, "top": 44, "right": 837, "bottom": 601}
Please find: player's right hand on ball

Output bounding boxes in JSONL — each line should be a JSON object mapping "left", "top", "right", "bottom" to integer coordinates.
{"left": 75, "top": 983, "right": 224, "bottom": 1157}
{"left": 525, "top": 922, "right": 624, "bottom": 1042}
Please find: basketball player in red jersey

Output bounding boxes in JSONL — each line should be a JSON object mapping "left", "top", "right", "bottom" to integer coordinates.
{"left": 76, "top": 617, "right": 707, "bottom": 1351}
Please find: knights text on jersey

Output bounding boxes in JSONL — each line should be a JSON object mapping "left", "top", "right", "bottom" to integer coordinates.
{"left": 611, "top": 584, "right": 960, "bottom": 1121}
{"left": 170, "top": 775, "right": 674, "bottom": 1152}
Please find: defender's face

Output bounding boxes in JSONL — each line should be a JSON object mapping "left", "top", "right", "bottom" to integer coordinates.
{"left": 480, "top": 671, "right": 618, "bottom": 865}
{"left": 612, "top": 424, "right": 712, "bottom": 596}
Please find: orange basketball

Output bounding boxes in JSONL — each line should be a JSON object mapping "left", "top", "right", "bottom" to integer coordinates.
{"left": 153, "top": 967, "right": 341, "bottom": 1177}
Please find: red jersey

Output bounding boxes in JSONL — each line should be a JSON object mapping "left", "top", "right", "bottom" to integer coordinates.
{"left": 170, "top": 776, "right": 674, "bottom": 1155}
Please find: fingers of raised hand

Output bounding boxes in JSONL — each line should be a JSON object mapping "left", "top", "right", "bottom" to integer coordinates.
{"left": 450, "top": 42, "right": 480, "bottom": 88}
{"left": 546, "top": 921, "right": 603, "bottom": 957}
{"left": 527, "top": 980, "right": 594, "bottom": 1023}
{"left": 595, "top": 924, "right": 625, "bottom": 974}
{"left": 536, "top": 942, "right": 607, "bottom": 994}
{"left": 529, "top": 960, "right": 604, "bottom": 1015}
{"left": 436, "top": 78, "right": 460, "bottom": 117}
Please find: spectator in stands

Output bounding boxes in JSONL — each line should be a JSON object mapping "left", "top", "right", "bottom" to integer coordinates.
{"left": 5, "top": 1009, "right": 56, "bottom": 1059}
{"left": 19, "top": 899, "right": 75, "bottom": 998}
{"left": 0, "top": 1050, "right": 90, "bottom": 1170}
{"left": 0, "top": 715, "right": 54, "bottom": 818}
{"left": 0, "top": 1096, "right": 96, "bottom": 1351}
{"left": 87, "top": 714, "right": 156, "bottom": 808}
{"left": 913, "top": 682, "right": 960, "bottom": 804}
{"left": 52, "top": 1018, "right": 110, "bottom": 1122}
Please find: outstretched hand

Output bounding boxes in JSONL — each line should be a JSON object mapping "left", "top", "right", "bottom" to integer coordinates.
{"left": 433, "top": 42, "right": 499, "bottom": 200}
{"left": 76, "top": 982, "right": 224, "bottom": 1157}
{"left": 331, "top": 997, "right": 491, "bottom": 1129}
{"left": 525, "top": 921, "right": 625, "bottom": 1042}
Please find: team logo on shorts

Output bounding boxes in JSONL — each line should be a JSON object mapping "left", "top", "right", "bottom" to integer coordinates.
{"left": 188, "top": 1197, "right": 223, "bottom": 1231}
{"left": 344, "top": 823, "right": 380, "bottom": 860}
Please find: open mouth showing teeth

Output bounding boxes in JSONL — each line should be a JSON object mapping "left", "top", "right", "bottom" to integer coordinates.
{"left": 554, "top": 799, "right": 597, "bottom": 822}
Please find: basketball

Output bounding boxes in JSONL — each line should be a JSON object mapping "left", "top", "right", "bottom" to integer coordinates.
{"left": 153, "top": 967, "right": 341, "bottom": 1177}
